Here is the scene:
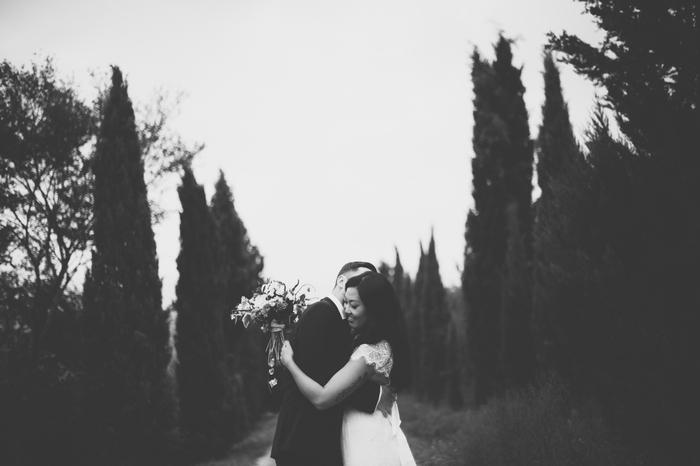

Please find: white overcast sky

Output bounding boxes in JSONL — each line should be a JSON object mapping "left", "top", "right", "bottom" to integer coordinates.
{"left": 1, "top": 0, "right": 603, "bottom": 305}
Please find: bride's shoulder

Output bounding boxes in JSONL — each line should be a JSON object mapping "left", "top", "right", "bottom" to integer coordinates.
{"left": 351, "top": 340, "right": 391, "bottom": 361}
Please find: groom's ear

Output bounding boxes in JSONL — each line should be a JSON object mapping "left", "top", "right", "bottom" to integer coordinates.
{"left": 336, "top": 274, "right": 346, "bottom": 289}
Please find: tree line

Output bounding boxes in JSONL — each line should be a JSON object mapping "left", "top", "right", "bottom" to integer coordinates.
{"left": 451, "top": 2, "right": 697, "bottom": 465}
{"left": 1, "top": 61, "right": 267, "bottom": 465}
{"left": 1, "top": 1, "right": 697, "bottom": 465}
{"left": 374, "top": 2, "right": 697, "bottom": 465}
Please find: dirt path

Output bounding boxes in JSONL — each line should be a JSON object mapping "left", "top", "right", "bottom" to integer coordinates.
{"left": 196, "top": 412, "right": 278, "bottom": 466}
{"left": 199, "top": 396, "right": 458, "bottom": 465}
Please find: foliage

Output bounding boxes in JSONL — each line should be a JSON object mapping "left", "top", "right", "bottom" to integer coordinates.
{"left": 89, "top": 70, "right": 204, "bottom": 224}
{"left": 82, "top": 66, "right": 177, "bottom": 465}
{"left": 174, "top": 167, "right": 230, "bottom": 461}
{"left": 463, "top": 35, "right": 535, "bottom": 405}
{"left": 0, "top": 58, "right": 94, "bottom": 349}
{"left": 458, "top": 373, "right": 624, "bottom": 466}
{"left": 549, "top": 0, "right": 698, "bottom": 156}
{"left": 547, "top": 3, "right": 700, "bottom": 463}
{"left": 531, "top": 53, "right": 585, "bottom": 376}
{"left": 210, "top": 171, "right": 268, "bottom": 430}
{"left": 414, "top": 233, "right": 450, "bottom": 404}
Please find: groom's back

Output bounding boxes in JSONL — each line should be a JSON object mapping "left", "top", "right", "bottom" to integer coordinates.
{"left": 271, "top": 298, "right": 350, "bottom": 465}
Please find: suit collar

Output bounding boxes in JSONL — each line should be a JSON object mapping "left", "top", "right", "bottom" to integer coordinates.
{"left": 326, "top": 294, "right": 346, "bottom": 320}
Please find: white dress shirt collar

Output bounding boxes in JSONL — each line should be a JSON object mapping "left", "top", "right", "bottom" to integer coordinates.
{"left": 327, "top": 294, "right": 346, "bottom": 320}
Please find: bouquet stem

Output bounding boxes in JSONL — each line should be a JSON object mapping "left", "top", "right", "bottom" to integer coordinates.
{"left": 266, "top": 323, "right": 286, "bottom": 389}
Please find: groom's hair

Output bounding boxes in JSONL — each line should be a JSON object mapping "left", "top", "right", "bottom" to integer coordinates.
{"left": 336, "top": 261, "right": 377, "bottom": 278}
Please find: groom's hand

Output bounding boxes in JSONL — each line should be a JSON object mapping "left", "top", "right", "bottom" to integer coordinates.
{"left": 377, "top": 385, "right": 397, "bottom": 418}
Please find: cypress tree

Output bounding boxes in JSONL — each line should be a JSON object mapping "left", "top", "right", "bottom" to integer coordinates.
{"left": 532, "top": 52, "right": 584, "bottom": 375}
{"left": 391, "top": 248, "right": 405, "bottom": 300}
{"left": 174, "top": 167, "right": 229, "bottom": 460}
{"left": 392, "top": 249, "right": 417, "bottom": 394}
{"left": 493, "top": 36, "right": 535, "bottom": 392}
{"left": 209, "top": 171, "right": 265, "bottom": 434}
{"left": 500, "top": 201, "right": 535, "bottom": 389}
{"left": 411, "top": 244, "right": 427, "bottom": 400}
{"left": 378, "top": 261, "right": 392, "bottom": 280}
{"left": 462, "top": 47, "right": 507, "bottom": 405}
{"left": 445, "top": 287, "right": 466, "bottom": 408}
{"left": 550, "top": 4, "right": 700, "bottom": 461}
{"left": 463, "top": 36, "right": 535, "bottom": 404}
{"left": 83, "top": 67, "right": 176, "bottom": 465}
{"left": 418, "top": 233, "right": 450, "bottom": 405}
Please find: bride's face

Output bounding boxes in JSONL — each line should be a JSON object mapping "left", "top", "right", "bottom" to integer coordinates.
{"left": 344, "top": 287, "right": 367, "bottom": 330}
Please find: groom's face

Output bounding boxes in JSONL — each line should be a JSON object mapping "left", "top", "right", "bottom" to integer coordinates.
{"left": 338, "top": 267, "right": 371, "bottom": 305}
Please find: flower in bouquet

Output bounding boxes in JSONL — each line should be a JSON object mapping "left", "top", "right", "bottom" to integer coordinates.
{"left": 231, "top": 279, "right": 313, "bottom": 389}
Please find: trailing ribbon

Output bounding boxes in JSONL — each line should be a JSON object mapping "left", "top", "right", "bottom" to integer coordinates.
{"left": 266, "top": 323, "right": 286, "bottom": 390}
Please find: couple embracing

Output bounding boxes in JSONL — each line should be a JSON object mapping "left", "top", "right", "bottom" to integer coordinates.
{"left": 271, "top": 262, "right": 416, "bottom": 466}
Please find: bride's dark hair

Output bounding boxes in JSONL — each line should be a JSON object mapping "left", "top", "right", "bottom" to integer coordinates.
{"left": 345, "top": 271, "right": 412, "bottom": 391}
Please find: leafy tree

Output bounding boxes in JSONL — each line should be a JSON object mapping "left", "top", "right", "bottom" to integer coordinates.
{"left": 82, "top": 67, "right": 177, "bottom": 465}
{"left": 174, "top": 167, "right": 229, "bottom": 460}
{"left": 0, "top": 58, "right": 93, "bottom": 353}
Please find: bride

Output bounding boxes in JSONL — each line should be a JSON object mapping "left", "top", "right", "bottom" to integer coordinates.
{"left": 280, "top": 271, "right": 416, "bottom": 466}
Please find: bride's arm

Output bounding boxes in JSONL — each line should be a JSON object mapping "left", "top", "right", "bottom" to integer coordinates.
{"left": 280, "top": 340, "right": 374, "bottom": 410}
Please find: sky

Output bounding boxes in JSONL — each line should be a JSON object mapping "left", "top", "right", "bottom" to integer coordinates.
{"left": 1, "top": 0, "right": 603, "bottom": 305}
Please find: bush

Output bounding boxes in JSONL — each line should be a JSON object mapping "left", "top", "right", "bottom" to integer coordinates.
{"left": 400, "top": 373, "right": 625, "bottom": 466}
{"left": 460, "top": 373, "right": 623, "bottom": 466}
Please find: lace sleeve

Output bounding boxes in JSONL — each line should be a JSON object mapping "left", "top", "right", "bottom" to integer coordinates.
{"left": 350, "top": 341, "right": 393, "bottom": 378}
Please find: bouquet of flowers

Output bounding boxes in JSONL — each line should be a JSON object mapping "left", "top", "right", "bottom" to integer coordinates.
{"left": 231, "top": 279, "right": 312, "bottom": 389}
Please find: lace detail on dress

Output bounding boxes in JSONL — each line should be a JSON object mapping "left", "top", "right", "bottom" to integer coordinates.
{"left": 350, "top": 340, "right": 393, "bottom": 378}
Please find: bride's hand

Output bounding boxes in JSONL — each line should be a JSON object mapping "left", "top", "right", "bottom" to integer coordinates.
{"left": 280, "top": 340, "right": 294, "bottom": 368}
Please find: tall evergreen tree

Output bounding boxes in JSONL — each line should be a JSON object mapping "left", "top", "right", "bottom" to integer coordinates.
{"left": 411, "top": 244, "right": 427, "bottom": 400}
{"left": 463, "top": 35, "right": 534, "bottom": 404}
{"left": 500, "top": 202, "right": 535, "bottom": 389}
{"left": 83, "top": 67, "right": 176, "bottom": 465}
{"left": 378, "top": 261, "right": 392, "bottom": 279}
{"left": 392, "top": 248, "right": 405, "bottom": 302}
{"left": 174, "top": 167, "right": 229, "bottom": 460}
{"left": 493, "top": 36, "right": 535, "bottom": 392}
{"left": 532, "top": 52, "right": 584, "bottom": 375}
{"left": 549, "top": 3, "right": 700, "bottom": 462}
{"left": 209, "top": 171, "right": 265, "bottom": 435}
{"left": 463, "top": 49, "right": 505, "bottom": 405}
{"left": 417, "top": 233, "right": 450, "bottom": 404}
{"left": 445, "top": 287, "right": 466, "bottom": 408}
{"left": 392, "top": 248, "right": 417, "bottom": 396}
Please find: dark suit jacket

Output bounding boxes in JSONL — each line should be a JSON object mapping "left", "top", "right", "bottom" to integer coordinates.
{"left": 271, "top": 297, "right": 380, "bottom": 465}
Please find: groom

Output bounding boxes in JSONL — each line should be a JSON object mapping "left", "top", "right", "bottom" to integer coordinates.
{"left": 271, "top": 261, "right": 391, "bottom": 466}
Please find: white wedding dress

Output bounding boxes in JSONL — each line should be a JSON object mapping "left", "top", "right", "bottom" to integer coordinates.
{"left": 341, "top": 340, "right": 417, "bottom": 466}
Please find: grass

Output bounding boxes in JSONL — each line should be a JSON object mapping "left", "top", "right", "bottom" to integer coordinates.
{"left": 199, "top": 373, "right": 623, "bottom": 466}
{"left": 401, "top": 373, "right": 624, "bottom": 466}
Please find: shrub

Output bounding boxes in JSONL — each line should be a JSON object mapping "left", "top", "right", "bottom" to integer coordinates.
{"left": 460, "top": 372, "right": 623, "bottom": 466}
